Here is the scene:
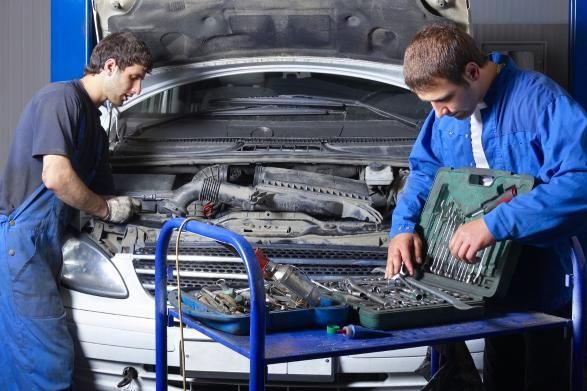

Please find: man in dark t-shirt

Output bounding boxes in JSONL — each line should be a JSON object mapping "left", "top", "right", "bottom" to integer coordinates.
{"left": 0, "top": 32, "right": 152, "bottom": 389}
{"left": 0, "top": 80, "right": 115, "bottom": 214}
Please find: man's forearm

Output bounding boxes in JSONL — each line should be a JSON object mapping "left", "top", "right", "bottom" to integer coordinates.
{"left": 42, "top": 155, "right": 109, "bottom": 218}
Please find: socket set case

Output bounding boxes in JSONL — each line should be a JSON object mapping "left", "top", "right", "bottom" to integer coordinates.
{"left": 353, "top": 168, "right": 535, "bottom": 330}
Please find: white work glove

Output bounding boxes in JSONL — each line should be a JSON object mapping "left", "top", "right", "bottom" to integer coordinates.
{"left": 103, "top": 196, "right": 141, "bottom": 223}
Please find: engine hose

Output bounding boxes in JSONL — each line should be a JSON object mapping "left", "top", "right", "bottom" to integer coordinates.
{"left": 163, "top": 165, "right": 228, "bottom": 215}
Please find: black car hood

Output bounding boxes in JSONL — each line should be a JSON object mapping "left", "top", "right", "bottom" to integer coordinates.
{"left": 95, "top": 0, "right": 469, "bottom": 68}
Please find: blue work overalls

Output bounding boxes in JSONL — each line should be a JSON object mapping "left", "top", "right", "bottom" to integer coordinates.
{"left": 0, "top": 183, "right": 74, "bottom": 390}
{"left": 0, "top": 119, "right": 103, "bottom": 389}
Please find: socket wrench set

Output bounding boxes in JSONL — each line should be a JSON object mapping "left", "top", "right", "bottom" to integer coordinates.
{"left": 345, "top": 168, "right": 534, "bottom": 330}
{"left": 168, "top": 168, "right": 534, "bottom": 334}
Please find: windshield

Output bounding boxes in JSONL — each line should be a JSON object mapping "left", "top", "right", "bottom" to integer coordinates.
{"left": 125, "top": 71, "right": 429, "bottom": 125}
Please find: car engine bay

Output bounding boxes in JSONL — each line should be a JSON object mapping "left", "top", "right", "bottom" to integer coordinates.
{"left": 86, "top": 162, "right": 408, "bottom": 256}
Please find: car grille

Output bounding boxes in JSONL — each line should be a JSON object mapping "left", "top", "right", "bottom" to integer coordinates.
{"left": 133, "top": 243, "right": 387, "bottom": 293}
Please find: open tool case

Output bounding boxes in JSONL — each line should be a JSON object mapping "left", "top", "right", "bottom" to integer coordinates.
{"left": 352, "top": 168, "right": 535, "bottom": 329}
{"left": 168, "top": 287, "right": 348, "bottom": 335}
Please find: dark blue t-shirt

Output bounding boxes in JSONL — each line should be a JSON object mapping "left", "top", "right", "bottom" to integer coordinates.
{"left": 0, "top": 80, "right": 114, "bottom": 215}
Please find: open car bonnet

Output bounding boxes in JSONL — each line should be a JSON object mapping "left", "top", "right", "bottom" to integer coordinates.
{"left": 93, "top": 0, "right": 469, "bottom": 68}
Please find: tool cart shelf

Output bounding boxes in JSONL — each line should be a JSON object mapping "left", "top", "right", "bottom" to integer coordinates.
{"left": 154, "top": 218, "right": 585, "bottom": 391}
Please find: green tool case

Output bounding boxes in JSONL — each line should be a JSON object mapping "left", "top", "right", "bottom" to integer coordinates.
{"left": 354, "top": 168, "right": 535, "bottom": 330}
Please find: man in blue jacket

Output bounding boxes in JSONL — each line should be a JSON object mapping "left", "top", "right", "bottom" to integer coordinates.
{"left": 386, "top": 24, "right": 587, "bottom": 390}
{"left": 0, "top": 32, "right": 152, "bottom": 389}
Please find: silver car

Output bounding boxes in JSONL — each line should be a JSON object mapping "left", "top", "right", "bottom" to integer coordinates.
{"left": 60, "top": 0, "right": 482, "bottom": 389}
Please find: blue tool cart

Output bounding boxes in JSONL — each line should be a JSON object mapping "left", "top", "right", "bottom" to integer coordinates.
{"left": 154, "top": 218, "right": 585, "bottom": 391}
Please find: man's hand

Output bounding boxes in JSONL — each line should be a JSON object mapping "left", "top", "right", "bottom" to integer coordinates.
{"left": 385, "top": 232, "right": 423, "bottom": 278}
{"left": 103, "top": 196, "right": 141, "bottom": 224}
{"left": 449, "top": 218, "right": 495, "bottom": 263}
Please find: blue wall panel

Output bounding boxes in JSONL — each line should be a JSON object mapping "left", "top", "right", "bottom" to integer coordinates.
{"left": 570, "top": 0, "right": 587, "bottom": 109}
{"left": 51, "top": 0, "right": 92, "bottom": 82}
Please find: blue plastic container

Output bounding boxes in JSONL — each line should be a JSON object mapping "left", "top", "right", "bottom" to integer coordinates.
{"left": 169, "top": 289, "right": 349, "bottom": 335}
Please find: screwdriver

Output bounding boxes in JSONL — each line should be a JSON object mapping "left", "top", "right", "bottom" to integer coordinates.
{"left": 337, "top": 324, "right": 391, "bottom": 339}
{"left": 466, "top": 185, "right": 517, "bottom": 218}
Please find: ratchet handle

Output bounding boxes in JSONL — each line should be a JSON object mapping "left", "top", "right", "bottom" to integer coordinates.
{"left": 468, "top": 185, "right": 517, "bottom": 218}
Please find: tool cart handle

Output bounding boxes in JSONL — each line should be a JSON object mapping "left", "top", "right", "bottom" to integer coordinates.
{"left": 155, "top": 218, "right": 266, "bottom": 391}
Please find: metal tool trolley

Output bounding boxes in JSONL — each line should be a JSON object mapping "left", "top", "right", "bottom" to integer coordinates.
{"left": 154, "top": 218, "right": 585, "bottom": 391}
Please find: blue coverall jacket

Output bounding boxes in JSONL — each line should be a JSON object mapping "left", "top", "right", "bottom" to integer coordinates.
{"left": 390, "top": 53, "right": 587, "bottom": 311}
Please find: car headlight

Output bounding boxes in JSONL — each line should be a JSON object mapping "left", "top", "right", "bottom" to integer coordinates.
{"left": 61, "top": 235, "right": 128, "bottom": 298}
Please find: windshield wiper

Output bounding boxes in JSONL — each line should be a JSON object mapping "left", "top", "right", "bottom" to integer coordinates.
{"left": 198, "top": 104, "right": 345, "bottom": 116}
{"left": 211, "top": 95, "right": 419, "bottom": 127}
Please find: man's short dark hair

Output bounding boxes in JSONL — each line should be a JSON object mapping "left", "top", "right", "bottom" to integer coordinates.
{"left": 403, "top": 23, "right": 488, "bottom": 92}
{"left": 85, "top": 32, "right": 153, "bottom": 75}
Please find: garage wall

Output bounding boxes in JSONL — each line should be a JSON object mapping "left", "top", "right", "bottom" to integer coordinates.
{"left": 470, "top": 0, "right": 569, "bottom": 88}
{"left": 0, "top": 0, "right": 50, "bottom": 174}
{"left": 0, "top": 0, "right": 572, "bottom": 173}
{"left": 470, "top": 0, "right": 567, "bottom": 24}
